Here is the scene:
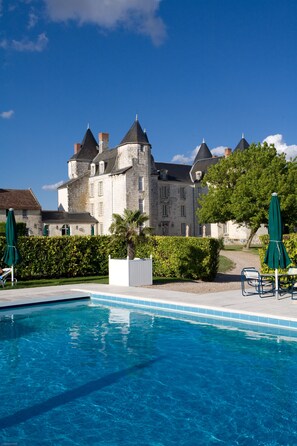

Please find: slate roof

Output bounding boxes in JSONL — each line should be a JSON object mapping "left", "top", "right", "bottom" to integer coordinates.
{"left": 0, "top": 189, "right": 41, "bottom": 210}
{"left": 42, "top": 211, "right": 98, "bottom": 224}
{"left": 69, "top": 128, "right": 99, "bottom": 161}
{"left": 119, "top": 118, "right": 150, "bottom": 146}
{"left": 57, "top": 173, "right": 89, "bottom": 189}
{"left": 234, "top": 136, "right": 249, "bottom": 151}
{"left": 192, "top": 141, "right": 213, "bottom": 164}
{"left": 92, "top": 147, "right": 118, "bottom": 174}
{"left": 190, "top": 157, "right": 221, "bottom": 182}
{"left": 155, "top": 162, "right": 192, "bottom": 183}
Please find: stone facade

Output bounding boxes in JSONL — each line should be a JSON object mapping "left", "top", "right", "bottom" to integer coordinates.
{"left": 57, "top": 119, "right": 267, "bottom": 243}
{"left": 0, "top": 189, "right": 42, "bottom": 236}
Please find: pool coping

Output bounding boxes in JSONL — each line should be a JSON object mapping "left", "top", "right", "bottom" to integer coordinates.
{"left": 1, "top": 283, "right": 297, "bottom": 332}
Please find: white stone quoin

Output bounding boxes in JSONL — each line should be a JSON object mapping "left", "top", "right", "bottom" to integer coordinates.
{"left": 109, "top": 256, "right": 153, "bottom": 286}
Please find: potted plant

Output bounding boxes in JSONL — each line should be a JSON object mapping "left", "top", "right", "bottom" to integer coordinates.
{"left": 108, "top": 209, "right": 153, "bottom": 286}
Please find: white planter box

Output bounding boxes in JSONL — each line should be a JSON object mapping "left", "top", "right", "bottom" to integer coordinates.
{"left": 109, "top": 256, "right": 153, "bottom": 286}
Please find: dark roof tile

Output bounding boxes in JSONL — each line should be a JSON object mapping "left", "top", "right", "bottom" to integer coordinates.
{"left": 70, "top": 128, "right": 99, "bottom": 161}
{"left": 119, "top": 118, "right": 150, "bottom": 146}
{"left": 0, "top": 189, "right": 41, "bottom": 210}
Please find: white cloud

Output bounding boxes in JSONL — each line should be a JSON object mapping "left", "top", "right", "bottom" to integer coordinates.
{"left": 44, "top": 0, "right": 166, "bottom": 45}
{"left": 28, "top": 11, "right": 38, "bottom": 29}
{"left": 0, "top": 110, "right": 14, "bottom": 119}
{"left": 11, "top": 32, "right": 48, "bottom": 52}
{"left": 263, "top": 134, "right": 297, "bottom": 161}
{"left": 42, "top": 180, "right": 64, "bottom": 191}
{"left": 171, "top": 145, "right": 199, "bottom": 164}
{"left": 211, "top": 145, "right": 228, "bottom": 157}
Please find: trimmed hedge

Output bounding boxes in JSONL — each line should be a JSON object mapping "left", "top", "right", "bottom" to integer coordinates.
{"left": 0, "top": 235, "right": 220, "bottom": 281}
{"left": 259, "top": 233, "right": 297, "bottom": 273}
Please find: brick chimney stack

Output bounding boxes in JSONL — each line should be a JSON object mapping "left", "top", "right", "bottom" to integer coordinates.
{"left": 224, "top": 148, "right": 232, "bottom": 157}
{"left": 74, "top": 143, "right": 81, "bottom": 154}
{"left": 99, "top": 132, "right": 109, "bottom": 153}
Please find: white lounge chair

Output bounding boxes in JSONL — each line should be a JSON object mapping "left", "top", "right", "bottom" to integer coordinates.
{"left": 241, "top": 267, "right": 275, "bottom": 297}
{"left": 0, "top": 268, "right": 13, "bottom": 287}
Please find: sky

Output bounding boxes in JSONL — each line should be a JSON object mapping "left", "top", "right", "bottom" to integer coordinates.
{"left": 1, "top": 0, "right": 297, "bottom": 210}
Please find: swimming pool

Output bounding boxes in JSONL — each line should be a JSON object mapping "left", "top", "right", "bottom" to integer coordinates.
{"left": 1, "top": 298, "right": 297, "bottom": 445}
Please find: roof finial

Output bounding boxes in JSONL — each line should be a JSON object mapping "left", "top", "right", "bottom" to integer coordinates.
{"left": 202, "top": 138, "right": 205, "bottom": 143}
{"left": 87, "top": 123, "right": 90, "bottom": 129}
{"left": 242, "top": 132, "right": 244, "bottom": 139}
{"left": 135, "top": 114, "right": 138, "bottom": 121}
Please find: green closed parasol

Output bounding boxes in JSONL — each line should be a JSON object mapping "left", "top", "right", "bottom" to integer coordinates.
{"left": 2, "top": 208, "right": 20, "bottom": 285}
{"left": 264, "top": 193, "right": 291, "bottom": 298}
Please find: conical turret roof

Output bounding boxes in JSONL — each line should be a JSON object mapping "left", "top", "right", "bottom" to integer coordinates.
{"left": 70, "top": 128, "right": 98, "bottom": 161}
{"left": 234, "top": 135, "right": 249, "bottom": 151}
{"left": 192, "top": 140, "right": 212, "bottom": 164}
{"left": 119, "top": 117, "right": 150, "bottom": 146}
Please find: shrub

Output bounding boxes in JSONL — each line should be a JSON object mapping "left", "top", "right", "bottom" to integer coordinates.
{"left": 0, "top": 235, "right": 220, "bottom": 281}
{"left": 259, "top": 233, "right": 297, "bottom": 273}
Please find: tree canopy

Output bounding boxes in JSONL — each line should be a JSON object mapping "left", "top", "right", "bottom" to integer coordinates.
{"left": 109, "top": 209, "right": 151, "bottom": 259}
{"left": 197, "top": 142, "right": 297, "bottom": 247}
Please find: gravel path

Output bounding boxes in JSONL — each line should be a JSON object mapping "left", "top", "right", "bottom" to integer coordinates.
{"left": 146, "top": 249, "right": 261, "bottom": 294}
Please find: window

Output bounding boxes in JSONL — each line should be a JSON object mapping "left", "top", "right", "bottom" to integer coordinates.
{"left": 162, "top": 204, "right": 168, "bottom": 217}
{"left": 61, "top": 224, "right": 70, "bottom": 236}
{"left": 99, "top": 202, "right": 103, "bottom": 216}
{"left": 90, "top": 183, "right": 94, "bottom": 197}
{"left": 138, "top": 176, "right": 144, "bottom": 191}
{"left": 99, "top": 223, "right": 104, "bottom": 235}
{"left": 139, "top": 198, "right": 144, "bottom": 213}
{"left": 98, "top": 181, "right": 103, "bottom": 196}
{"left": 90, "top": 204, "right": 94, "bottom": 216}
{"left": 181, "top": 223, "right": 186, "bottom": 236}
{"left": 195, "top": 171, "right": 203, "bottom": 181}
{"left": 181, "top": 205, "right": 186, "bottom": 217}
{"left": 160, "top": 185, "right": 169, "bottom": 199}
{"left": 179, "top": 187, "right": 186, "bottom": 199}
{"left": 90, "top": 163, "right": 96, "bottom": 176}
{"left": 99, "top": 161, "right": 105, "bottom": 174}
{"left": 22, "top": 209, "right": 28, "bottom": 218}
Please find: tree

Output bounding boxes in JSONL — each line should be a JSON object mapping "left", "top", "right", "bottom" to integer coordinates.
{"left": 197, "top": 143, "right": 297, "bottom": 248}
{"left": 109, "top": 209, "right": 151, "bottom": 259}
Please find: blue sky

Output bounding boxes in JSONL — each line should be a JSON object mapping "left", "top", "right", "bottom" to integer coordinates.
{"left": 1, "top": 0, "right": 297, "bottom": 210}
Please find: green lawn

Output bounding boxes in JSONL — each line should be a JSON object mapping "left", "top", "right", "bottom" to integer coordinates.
{"left": 0, "top": 252, "right": 239, "bottom": 290}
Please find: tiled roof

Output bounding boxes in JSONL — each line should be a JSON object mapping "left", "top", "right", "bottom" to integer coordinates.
{"left": 155, "top": 162, "right": 192, "bottom": 183}
{"left": 92, "top": 147, "right": 117, "bottom": 174}
{"left": 57, "top": 173, "right": 89, "bottom": 189}
{"left": 192, "top": 141, "right": 213, "bottom": 164}
{"left": 70, "top": 128, "right": 99, "bottom": 161}
{"left": 234, "top": 136, "right": 249, "bottom": 151}
{"left": 0, "top": 189, "right": 41, "bottom": 210}
{"left": 42, "top": 211, "right": 98, "bottom": 224}
{"left": 119, "top": 118, "right": 150, "bottom": 146}
{"left": 190, "top": 157, "right": 221, "bottom": 182}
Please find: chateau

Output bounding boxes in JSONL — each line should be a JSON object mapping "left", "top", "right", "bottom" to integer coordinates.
{"left": 57, "top": 117, "right": 262, "bottom": 242}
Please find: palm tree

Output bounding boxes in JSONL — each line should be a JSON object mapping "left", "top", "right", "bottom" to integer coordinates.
{"left": 109, "top": 209, "right": 151, "bottom": 260}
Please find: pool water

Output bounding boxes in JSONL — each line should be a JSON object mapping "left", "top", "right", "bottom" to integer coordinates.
{"left": 1, "top": 300, "right": 297, "bottom": 445}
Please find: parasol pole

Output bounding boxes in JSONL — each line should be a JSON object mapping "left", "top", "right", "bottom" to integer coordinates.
{"left": 275, "top": 268, "right": 279, "bottom": 299}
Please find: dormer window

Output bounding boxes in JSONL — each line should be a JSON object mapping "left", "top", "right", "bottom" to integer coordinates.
{"left": 159, "top": 169, "right": 168, "bottom": 180}
{"left": 90, "top": 163, "right": 96, "bottom": 176}
{"left": 195, "top": 171, "right": 203, "bottom": 181}
{"left": 99, "top": 161, "right": 105, "bottom": 174}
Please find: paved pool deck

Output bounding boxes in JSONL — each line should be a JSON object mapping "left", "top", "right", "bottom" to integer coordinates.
{"left": 0, "top": 283, "right": 296, "bottom": 323}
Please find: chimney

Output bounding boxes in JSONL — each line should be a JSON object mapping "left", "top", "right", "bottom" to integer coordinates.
{"left": 74, "top": 143, "right": 81, "bottom": 154}
{"left": 99, "top": 132, "right": 109, "bottom": 153}
{"left": 224, "top": 148, "right": 232, "bottom": 158}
